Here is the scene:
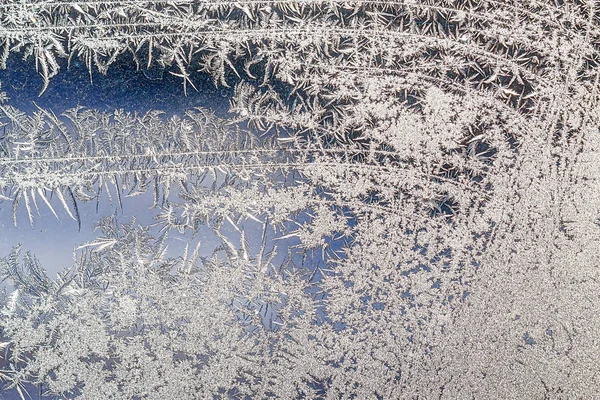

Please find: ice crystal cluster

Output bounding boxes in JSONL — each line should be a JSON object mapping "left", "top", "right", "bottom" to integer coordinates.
{"left": 1, "top": 0, "right": 600, "bottom": 398}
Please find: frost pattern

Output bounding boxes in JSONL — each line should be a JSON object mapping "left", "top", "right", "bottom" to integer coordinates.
{"left": 1, "top": 1, "right": 600, "bottom": 398}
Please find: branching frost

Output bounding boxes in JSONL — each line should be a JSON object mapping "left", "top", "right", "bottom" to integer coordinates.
{"left": 1, "top": 0, "right": 600, "bottom": 398}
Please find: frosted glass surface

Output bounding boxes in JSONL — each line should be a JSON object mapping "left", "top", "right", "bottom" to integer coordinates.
{"left": 1, "top": 1, "right": 599, "bottom": 399}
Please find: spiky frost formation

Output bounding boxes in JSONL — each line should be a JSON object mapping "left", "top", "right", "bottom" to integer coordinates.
{"left": 1, "top": 1, "right": 600, "bottom": 398}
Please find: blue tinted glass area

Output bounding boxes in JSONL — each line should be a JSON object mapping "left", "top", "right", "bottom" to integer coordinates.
{"left": 1, "top": 54, "right": 231, "bottom": 115}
